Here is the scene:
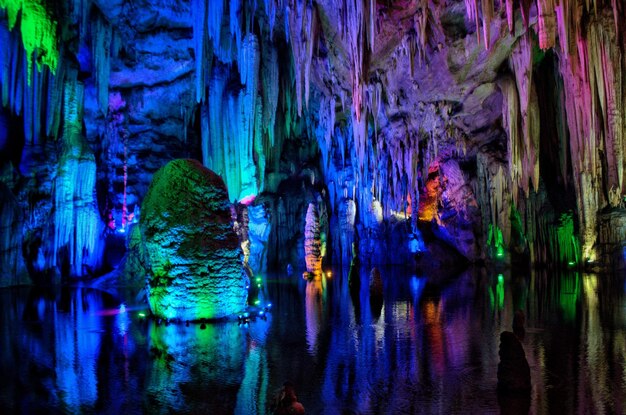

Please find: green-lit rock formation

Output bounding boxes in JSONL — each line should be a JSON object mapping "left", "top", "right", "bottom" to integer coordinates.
{"left": 139, "top": 159, "right": 246, "bottom": 320}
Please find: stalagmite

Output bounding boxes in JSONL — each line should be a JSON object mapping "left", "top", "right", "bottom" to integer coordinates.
{"left": 304, "top": 203, "right": 322, "bottom": 280}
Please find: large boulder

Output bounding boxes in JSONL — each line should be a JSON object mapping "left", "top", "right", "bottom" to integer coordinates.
{"left": 140, "top": 159, "right": 246, "bottom": 320}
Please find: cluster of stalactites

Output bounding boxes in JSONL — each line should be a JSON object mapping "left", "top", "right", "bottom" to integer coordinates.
{"left": 481, "top": 0, "right": 623, "bottom": 262}
{"left": 338, "top": 0, "right": 376, "bottom": 123}
{"left": 287, "top": 0, "right": 317, "bottom": 116}
{"left": 557, "top": 9, "right": 624, "bottom": 262}
{"left": 0, "top": 0, "right": 59, "bottom": 81}
{"left": 194, "top": 0, "right": 296, "bottom": 201}
{"left": 53, "top": 73, "right": 102, "bottom": 276}
{"left": 0, "top": 20, "right": 64, "bottom": 144}
{"left": 92, "top": 10, "right": 115, "bottom": 116}
{"left": 1, "top": 0, "right": 120, "bottom": 145}
{"left": 502, "top": 33, "right": 540, "bottom": 204}
{"left": 463, "top": 0, "right": 621, "bottom": 52}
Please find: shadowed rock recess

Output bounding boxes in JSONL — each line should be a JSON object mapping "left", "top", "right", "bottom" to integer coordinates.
{"left": 0, "top": 0, "right": 625, "bottom": 291}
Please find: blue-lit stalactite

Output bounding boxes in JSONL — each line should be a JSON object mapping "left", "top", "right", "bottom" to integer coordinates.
{"left": 53, "top": 73, "right": 104, "bottom": 277}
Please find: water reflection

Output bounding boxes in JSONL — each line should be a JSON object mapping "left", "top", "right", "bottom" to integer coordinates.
{"left": 0, "top": 267, "right": 624, "bottom": 414}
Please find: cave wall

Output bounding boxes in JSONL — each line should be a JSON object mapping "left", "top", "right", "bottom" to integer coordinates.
{"left": 1, "top": 0, "right": 625, "bottom": 285}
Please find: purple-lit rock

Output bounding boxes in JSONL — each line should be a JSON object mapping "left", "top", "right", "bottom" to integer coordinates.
{"left": 139, "top": 159, "right": 246, "bottom": 320}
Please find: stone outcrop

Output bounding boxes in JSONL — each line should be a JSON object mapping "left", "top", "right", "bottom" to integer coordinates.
{"left": 139, "top": 159, "right": 246, "bottom": 320}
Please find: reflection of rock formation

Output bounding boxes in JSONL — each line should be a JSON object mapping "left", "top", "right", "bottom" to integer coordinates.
{"left": 0, "top": 182, "right": 26, "bottom": 286}
{"left": 305, "top": 280, "right": 324, "bottom": 356}
{"left": 136, "top": 159, "right": 246, "bottom": 320}
{"left": 146, "top": 322, "right": 247, "bottom": 414}
{"left": 577, "top": 274, "right": 616, "bottom": 413}
{"left": 497, "top": 331, "right": 531, "bottom": 394}
{"left": 423, "top": 299, "right": 446, "bottom": 376}
{"left": 369, "top": 267, "right": 383, "bottom": 319}
{"left": 234, "top": 315, "right": 272, "bottom": 414}
{"left": 0, "top": 288, "right": 112, "bottom": 412}
{"left": 336, "top": 197, "right": 356, "bottom": 266}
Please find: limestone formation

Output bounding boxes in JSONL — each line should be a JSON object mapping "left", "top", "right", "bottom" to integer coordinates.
{"left": 140, "top": 159, "right": 246, "bottom": 321}
{"left": 304, "top": 203, "right": 322, "bottom": 280}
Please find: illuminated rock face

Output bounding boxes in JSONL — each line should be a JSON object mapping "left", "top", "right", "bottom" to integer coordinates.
{"left": 304, "top": 203, "right": 322, "bottom": 279}
{"left": 140, "top": 159, "right": 246, "bottom": 320}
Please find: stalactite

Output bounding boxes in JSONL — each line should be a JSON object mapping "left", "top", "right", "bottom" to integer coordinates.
{"left": 537, "top": 0, "right": 556, "bottom": 49}
{"left": 520, "top": 0, "right": 532, "bottom": 29}
{"left": 288, "top": 0, "right": 317, "bottom": 116}
{"left": 204, "top": 33, "right": 262, "bottom": 202}
{"left": 481, "top": 0, "right": 494, "bottom": 49}
{"left": 476, "top": 154, "right": 512, "bottom": 255}
{"left": 264, "top": 0, "right": 277, "bottom": 39}
{"left": 588, "top": 20, "right": 623, "bottom": 193}
{"left": 464, "top": 0, "right": 481, "bottom": 45}
{"left": 507, "top": 33, "right": 540, "bottom": 199}
{"left": 230, "top": 0, "right": 242, "bottom": 53}
{"left": 261, "top": 44, "right": 279, "bottom": 150}
{"left": 505, "top": 0, "right": 514, "bottom": 34}
{"left": 92, "top": 11, "right": 112, "bottom": 114}
{"left": 557, "top": 10, "right": 623, "bottom": 262}
{"left": 316, "top": 94, "right": 335, "bottom": 173}
{"left": 192, "top": 0, "right": 207, "bottom": 103}
{"left": 53, "top": 74, "right": 102, "bottom": 276}
{"left": 0, "top": 0, "right": 59, "bottom": 81}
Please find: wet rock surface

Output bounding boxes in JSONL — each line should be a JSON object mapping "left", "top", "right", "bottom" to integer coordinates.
{"left": 139, "top": 159, "right": 246, "bottom": 320}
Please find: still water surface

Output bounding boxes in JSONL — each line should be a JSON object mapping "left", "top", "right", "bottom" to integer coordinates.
{"left": 0, "top": 267, "right": 625, "bottom": 414}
